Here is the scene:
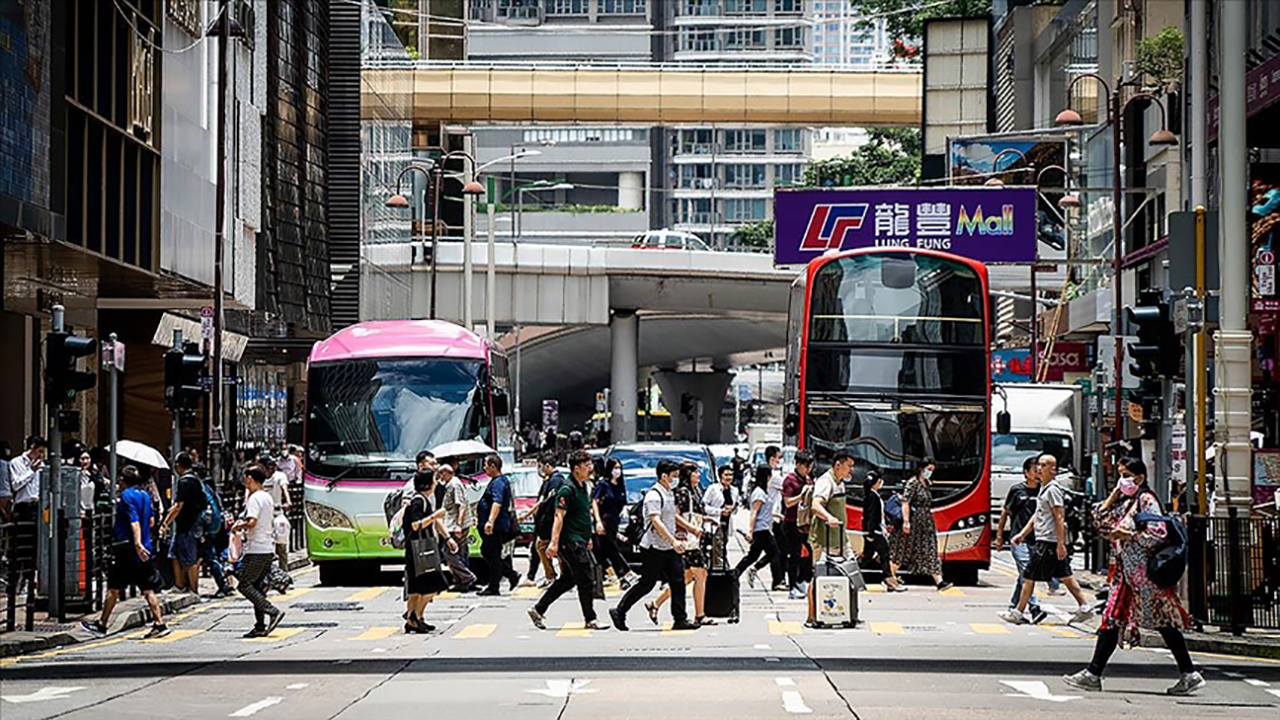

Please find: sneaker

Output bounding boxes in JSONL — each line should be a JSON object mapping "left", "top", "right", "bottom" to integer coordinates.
{"left": 1048, "top": 585, "right": 1067, "bottom": 596}
{"left": 1070, "top": 605, "right": 1093, "bottom": 624}
{"left": 788, "top": 587, "right": 806, "bottom": 600}
{"left": 1062, "top": 668, "right": 1102, "bottom": 692}
{"left": 619, "top": 575, "right": 634, "bottom": 591}
{"left": 936, "top": 581, "right": 955, "bottom": 593}
{"left": 537, "top": 578, "right": 553, "bottom": 590}
{"left": 1166, "top": 671, "right": 1206, "bottom": 696}
{"left": 771, "top": 584, "right": 788, "bottom": 592}
{"left": 144, "top": 623, "right": 171, "bottom": 640}
{"left": 80, "top": 620, "right": 108, "bottom": 636}
{"left": 527, "top": 607, "right": 547, "bottom": 630}
{"left": 998, "top": 608, "right": 1029, "bottom": 625}
{"left": 264, "top": 610, "right": 286, "bottom": 636}
{"left": 583, "top": 619, "right": 606, "bottom": 630}
{"left": 1030, "top": 607, "right": 1049, "bottom": 625}
{"left": 609, "top": 607, "right": 628, "bottom": 632}
{"left": 747, "top": 567, "right": 759, "bottom": 589}
{"left": 243, "top": 627, "right": 268, "bottom": 639}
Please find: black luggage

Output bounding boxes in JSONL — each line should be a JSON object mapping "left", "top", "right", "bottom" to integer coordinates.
{"left": 704, "top": 568, "right": 740, "bottom": 622}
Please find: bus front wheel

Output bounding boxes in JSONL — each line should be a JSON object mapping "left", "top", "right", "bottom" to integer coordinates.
{"left": 318, "top": 560, "right": 375, "bottom": 586}
{"left": 943, "top": 563, "right": 980, "bottom": 587}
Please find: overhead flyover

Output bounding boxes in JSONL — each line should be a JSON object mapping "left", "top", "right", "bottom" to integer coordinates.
{"left": 361, "top": 61, "right": 922, "bottom": 126}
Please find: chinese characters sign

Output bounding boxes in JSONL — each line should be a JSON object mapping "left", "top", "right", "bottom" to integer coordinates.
{"left": 990, "top": 343, "right": 1090, "bottom": 383}
{"left": 774, "top": 187, "right": 1038, "bottom": 266}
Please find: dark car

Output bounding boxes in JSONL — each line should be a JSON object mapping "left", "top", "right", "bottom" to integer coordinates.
{"left": 604, "top": 442, "right": 716, "bottom": 556}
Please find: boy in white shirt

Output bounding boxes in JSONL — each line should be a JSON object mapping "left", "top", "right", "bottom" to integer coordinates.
{"left": 231, "top": 465, "right": 285, "bottom": 638}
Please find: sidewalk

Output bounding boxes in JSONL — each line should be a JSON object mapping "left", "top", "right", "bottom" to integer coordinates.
{"left": 0, "top": 550, "right": 310, "bottom": 659}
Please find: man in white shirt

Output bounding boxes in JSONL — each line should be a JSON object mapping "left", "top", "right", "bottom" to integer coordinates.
{"left": 702, "top": 465, "right": 740, "bottom": 569}
{"left": 231, "top": 464, "right": 285, "bottom": 638}
{"left": 438, "top": 465, "right": 478, "bottom": 591}
{"left": 8, "top": 435, "right": 47, "bottom": 513}
{"left": 764, "top": 445, "right": 787, "bottom": 591}
{"left": 258, "top": 455, "right": 292, "bottom": 570}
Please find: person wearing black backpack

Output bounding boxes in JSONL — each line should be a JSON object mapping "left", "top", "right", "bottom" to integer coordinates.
{"left": 525, "top": 454, "right": 567, "bottom": 588}
{"left": 1063, "top": 457, "right": 1203, "bottom": 696}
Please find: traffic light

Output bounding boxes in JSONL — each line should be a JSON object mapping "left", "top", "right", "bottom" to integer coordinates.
{"left": 164, "top": 344, "right": 206, "bottom": 412}
{"left": 1125, "top": 290, "right": 1179, "bottom": 378}
{"left": 45, "top": 330, "right": 97, "bottom": 405}
{"left": 680, "top": 393, "right": 695, "bottom": 419}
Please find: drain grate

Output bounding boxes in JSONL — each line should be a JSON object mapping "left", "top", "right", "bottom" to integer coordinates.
{"left": 281, "top": 621, "right": 340, "bottom": 629}
{"left": 294, "top": 602, "right": 363, "bottom": 612}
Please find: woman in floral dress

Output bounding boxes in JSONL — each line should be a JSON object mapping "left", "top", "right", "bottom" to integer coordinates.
{"left": 888, "top": 458, "right": 952, "bottom": 592}
{"left": 1063, "top": 457, "right": 1205, "bottom": 696}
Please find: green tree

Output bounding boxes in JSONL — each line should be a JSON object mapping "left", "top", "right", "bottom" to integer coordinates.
{"left": 850, "top": 0, "right": 993, "bottom": 47}
{"left": 730, "top": 218, "right": 775, "bottom": 250}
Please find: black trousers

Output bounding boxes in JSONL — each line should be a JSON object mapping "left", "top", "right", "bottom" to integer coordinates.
{"left": 1088, "top": 626, "right": 1194, "bottom": 676}
{"left": 735, "top": 529, "right": 778, "bottom": 579}
{"left": 769, "top": 521, "right": 787, "bottom": 587}
{"left": 782, "top": 521, "right": 811, "bottom": 589}
{"left": 480, "top": 531, "right": 517, "bottom": 593}
{"left": 617, "top": 547, "right": 687, "bottom": 623}
{"left": 534, "top": 540, "right": 597, "bottom": 623}
{"left": 863, "top": 531, "right": 893, "bottom": 576}
{"left": 593, "top": 526, "right": 630, "bottom": 577}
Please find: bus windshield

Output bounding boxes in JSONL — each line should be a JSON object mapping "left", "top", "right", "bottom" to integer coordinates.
{"left": 306, "top": 357, "right": 492, "bottom": 479}
{"left": 805, "top": 398, "right": 986, "bottom": 504}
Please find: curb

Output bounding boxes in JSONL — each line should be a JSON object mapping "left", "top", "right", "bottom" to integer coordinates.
{"left": 0, "top": 593, "right": 199, "bottom": 659}
{"left": 1153, "top": 630, "right": 1280, "bottom": 662}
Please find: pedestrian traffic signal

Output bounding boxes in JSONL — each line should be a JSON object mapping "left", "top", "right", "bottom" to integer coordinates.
{"left": 45, "top": 330, "right": 97, "bottom": 405}
{"left": 164, "top": 345, "right": 206, "bottom": 411}
{"left": 1126, "top": 290, "right": 1179, "bottom": 378}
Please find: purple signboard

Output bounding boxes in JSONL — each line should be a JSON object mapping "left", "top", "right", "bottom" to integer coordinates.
{"left": 773, "top": 187, "right": 1039, "bottom": 266}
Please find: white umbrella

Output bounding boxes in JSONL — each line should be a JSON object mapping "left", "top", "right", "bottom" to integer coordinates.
{"left": 430, "top": 439, "right": 496, "bottom": 462}
{"left": 114, "top": 439, "right": 169, "bottom": 469}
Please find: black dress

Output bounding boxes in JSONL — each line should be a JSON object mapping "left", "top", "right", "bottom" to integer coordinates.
{"left": 674, "top": 485, "right": 707, "bottom": 569}
{"left": 403, "top": 494, "right": 449, "bottom": 596}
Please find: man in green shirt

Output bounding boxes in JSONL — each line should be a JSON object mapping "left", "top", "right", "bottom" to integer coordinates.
{"left": 528, "top": 450, "right": 601, "bottom": 629}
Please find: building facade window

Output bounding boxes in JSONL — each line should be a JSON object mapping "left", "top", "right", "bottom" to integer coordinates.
{"left": 680, "top": 164, "right": 714, "bottom": 188}
{"left": 724, "top": 129, "right": 767, "bottom": 152}
{"left": 497, "top": 0, "right": 539, "bottom": 19}
{"left": 775, "top": 163, "right": 803, "bottom": 185}
{"left": 774, "top": 128, "right": 803, "bottom": 152}
{"left": 777, "top": 26, "right": 805, "bottom": 48}
{"left": 723, "top": 198, "right": 767, "bottom": 221}
{"left": 546, "top": 0, "right": 589, "bottom": 15}
{"left": 681, "top": 0, "right": 721, "bottom": 17}
{"left": 600, "top": 0, "right": 646, "bottom": 15}
{"left": 724, "top": 28, "right": 767, "bottom": 49}
{"left": 775, "top": 0, "right": 803, "bottom": 13}
{"left": 725, "top": 0, "right": 768, "bottom": 14}
{"left": 679, "top": 198, "right": 713, "bottom": 224}
{"left": 681, "top": 30, "right": 719, "bottom": 52}
{"left": 723, "top": 164, "right": 766, "bottom": 188}
{"left": 523, "top": 127, "right": 638, "bottom": 143}
{"left": 678, "top": 129, "right": 716, "bottom": 154}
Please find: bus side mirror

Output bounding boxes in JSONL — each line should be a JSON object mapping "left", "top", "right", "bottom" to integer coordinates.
{"left": 492, "top": 390, "right": 510, "bottom": 418}
{"left": 996, "top": 410, "right": 1012, "bottom": 435}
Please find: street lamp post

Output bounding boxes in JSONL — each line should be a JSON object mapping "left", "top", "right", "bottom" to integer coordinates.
{"left": 516, "top": 181, "right": 575, "bottom": 239}
{"left": 510, "top": 140, "right": 555, "bottom": 234}
{"left": 387, "top": 153, "right": 485, "bottom": 323}
{"left": 1056, "top": 76, "right": 1177, "bottom": 441}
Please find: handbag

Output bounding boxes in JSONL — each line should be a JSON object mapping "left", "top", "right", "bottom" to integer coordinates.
{"left": 591, "top": 555, "right": 606, "bottom": 600}
{"left": 409, "top": 534, "right": 442, "bottom": 577}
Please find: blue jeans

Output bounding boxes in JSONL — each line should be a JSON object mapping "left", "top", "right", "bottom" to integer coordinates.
{"left": 1008, "top": 543, "right": 1041, "bottom": 611}
{"left": 199, "top": 538, "right": 231, "bottom": 593}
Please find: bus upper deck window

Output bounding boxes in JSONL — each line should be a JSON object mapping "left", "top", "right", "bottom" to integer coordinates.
{"left": 881, "top": 256, "right": 916, "bottom": 289}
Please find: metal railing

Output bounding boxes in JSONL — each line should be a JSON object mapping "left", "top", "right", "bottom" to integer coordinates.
{"left": 1188, "top": 510, "right": 1280, "bottom": 634}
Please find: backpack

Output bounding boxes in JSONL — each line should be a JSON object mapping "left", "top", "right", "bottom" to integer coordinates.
{"left": 384, "top": 487, "right": 408, "bottom": 550}
{"left": 199, "top": 482, "right": 225, "bottom": 539}
{"left": 623, "top": 488, "right": 664, "bottom": 547}
{"left": 884, "top": 492, "right": 904, "bottom": 528}
{"left": 534, "top": 473, "right": 565, "bottom": 539}
{"left": 1133, "top": 508, "right": 1188, "bottom": 589}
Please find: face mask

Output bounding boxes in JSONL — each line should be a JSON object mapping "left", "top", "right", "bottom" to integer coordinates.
{"left": 1118, "top": 476, "right": 1139, "bottom": 496}
{"left": 611, "top": 467, "right": 622, "bottom": 479}
{"left": 922, "top": 469, "right": 933, "bottom": 480}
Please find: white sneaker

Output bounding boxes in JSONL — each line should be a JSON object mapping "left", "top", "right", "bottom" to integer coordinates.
{"left": 1166, "top": 671, "right": 1206, "bottom": 696}
{"left": 998, "top": 608, "right": 1029, "bottom": 625}
{"left": 1063, "top": 668, "right": 1102, "bottom": 692}
{"left": 788, "top": 587, "right": 806, "bottom": 600}
{"left": 1070, "top": 605, "right": 1093, "bottom": 624}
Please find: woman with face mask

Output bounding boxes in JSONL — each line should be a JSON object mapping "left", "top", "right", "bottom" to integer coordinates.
{"left": 592, "top": 458, "right": 636, "bottom": 589}
{"left": 888, "top": 457, "right": 951, "bottom": 591}
{"left": 1063, "top": 458, "right": 1203, "bottom": 696}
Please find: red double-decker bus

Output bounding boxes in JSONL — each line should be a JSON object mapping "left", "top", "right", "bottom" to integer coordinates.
{"left": 784, "top": 248, "right": 992, "bottom": 585}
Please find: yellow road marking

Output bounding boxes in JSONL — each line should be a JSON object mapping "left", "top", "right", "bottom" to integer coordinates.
{"left": 143, "top": 629, "right": 205, "bottom": 644}
{"left": 243, "top": 627, "right": 305, "bottom": 642}
{"left": 1046, "top": 626, "right": 1083, "bottom": 639}
{"left": 939, "top": 587, "right": 966, "bottom": 597}
{"left": 350, "top": 626, "right": 398, "bottom": 641}
{"left": 556, "top": 622, "right": 594, "bottom": 638}
{"left": 869, "top": 622, "right": 904, "bottom": 635}
{"left": 989, "top": 566, "right": 1018, "bottom": 578}
{"left": 455, "top": 623, "right": 497, "bottom": 639}
{"left": 277, "top": 588, "right": 313, "bottom": 603}
{"left": 1185, "top": 649, "right": 1280, "bottom": 666}
{"left": 769, "top": 621, "right": 806, "bottom": 636}
{"left": 513, "top": 586, "right": 541, "bottom": 599}
{"left": 863, "top": 585, "right": 885, "bottom": 593}
{"left": 346, "top": 587, "right": 391, "bottom": 603}
{"left": 29, "top": 630, "right": 147, "bottom": 659}
{"left": 970, "top": 623, "right": 1010, "bottom": 635}
{"left": 436, "top": 591, "right": 460, "bottom": 600}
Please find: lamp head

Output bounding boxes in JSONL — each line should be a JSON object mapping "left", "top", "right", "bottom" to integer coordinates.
{"left": 1149, "top": 129, "right": 1179, "bottom": 147}
{"left": 385, "top": 194, "right": 410, "bottom": 209}
{"left": 1054, "top": 108, "right": 1085, "bottom": 127}
{"left": 1058, "top": 193, "right": 1082, "bottom": 209}
{"left": 984, "top": 177, "right": 1005, "bottom": 187}
{"left": 462, "top": 181, "right": 486, "bottom": 196}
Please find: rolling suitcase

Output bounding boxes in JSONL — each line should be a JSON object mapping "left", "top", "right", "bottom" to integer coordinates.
{"left": 809, "top": 523, "right": 865, "bottom": 629}
{"left": 703, "top": 523, "right": 740, "bottom": 623}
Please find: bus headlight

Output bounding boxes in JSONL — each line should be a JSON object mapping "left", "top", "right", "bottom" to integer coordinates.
{"left": 305, "top": 500, "right": 354, "bottom": 530}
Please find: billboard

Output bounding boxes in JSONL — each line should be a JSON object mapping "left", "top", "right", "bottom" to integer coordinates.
{"left": 949, "top": 135, "right": 1071, "bottom": 256}
{"left": 990, "top": 342, "right": 1091, "bottom": 383}
{"left": 774, "top": 187, "right": 1038, "bottom": 266}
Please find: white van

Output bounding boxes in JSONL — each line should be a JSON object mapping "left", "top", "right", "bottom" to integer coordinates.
{"left": 990, "top": 384, "right": 1086, "bottom": 526}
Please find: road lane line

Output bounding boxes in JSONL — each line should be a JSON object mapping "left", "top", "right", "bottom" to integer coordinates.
{"left": 229, "top": 697, "right": 283, "bottom": 717}
{"left": 277, "top": 588, "right": 313, "bottom": 603}
{"left": 769, "top": 621, "right": 805, "bottom": 636}
{"left": 781, "top": 690, "right": 812, "bottom": 714}
{"left": 556, "top": 622, "right": 594, "bottom": 638}
{"left": 285, "top": 684, "right": 309, "bottom": 690}
{"left": 513, "top": 587, "right": 541, "bottom": 599}
{"left": 754, "top": 644, "right": 772, "bottom": 649}
{"left": 436, "top": 591, "right": 460, "bottom": 600}
{"left": 143, "top": 629, "right": 205, "bottom": 644}
{"left": 970, "top": 623, "right": 1010, "bottom": 635}
{"left": 868, "top": 622, "right": 904, "bottom": 635}
{"left": 346, "top": 587, "right": 391, "bottom": 603}
{"left": 243, "top": 628, "right": 305, "bottom": 643}
{"left": 350, "top": 626, "right": 398, "bottom": 641}
{"left": 1266, "top": 689, "right": 1280, "bottom": 699}
{"left": 939, "top": 587, "right": 965, "bottom": 597}
{"left": 1243, "top": 678, "right": 1270, "bottom": 687}
{"left": 455, "top": 623, "right": 497, "bottom": 639}
{"left": 1045, "top": 627, "right": 1083, "bottom": 639}
{"left": 775, "top": 677, "right": 796, "bottom": 687}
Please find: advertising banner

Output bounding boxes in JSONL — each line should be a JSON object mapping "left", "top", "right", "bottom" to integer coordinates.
{"left": 990, "top": 342, "right": 1090, "bottom": 383}
{"left": 774, "top": 187, "right": 1038, "bottom": 266}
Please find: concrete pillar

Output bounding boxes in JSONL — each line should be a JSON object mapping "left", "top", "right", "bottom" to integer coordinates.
{"left": 610, "top": 310, "right": 639, "bottom": 443}
{"left": 618, "top": 171, "right": 644, "bottom": 210}
{"left": 653, "top": 369, "right": 734, "bottom": 444}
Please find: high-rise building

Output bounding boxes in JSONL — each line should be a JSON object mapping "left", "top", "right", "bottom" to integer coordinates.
{"left": 809, "top": 0, "right": 889, "bottom": 67}
{"left": 657, "top": 1, "right": 814, "bottom": 248}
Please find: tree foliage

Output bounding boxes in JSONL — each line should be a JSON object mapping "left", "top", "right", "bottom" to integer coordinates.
{"left": 849, "top": 0, "right": 993, "bottom": 46}
{"left": 1135, "top": 26, "right": 1184, "bottom": 93}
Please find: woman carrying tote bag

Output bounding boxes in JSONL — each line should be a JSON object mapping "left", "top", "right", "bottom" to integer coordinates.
{"left": 403, "top": 470, "right": 454, "bottom": 634}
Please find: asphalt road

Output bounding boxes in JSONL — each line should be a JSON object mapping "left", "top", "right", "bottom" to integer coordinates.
{"left": 2, "top": 550, "right": 1279, "bottom": 720}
